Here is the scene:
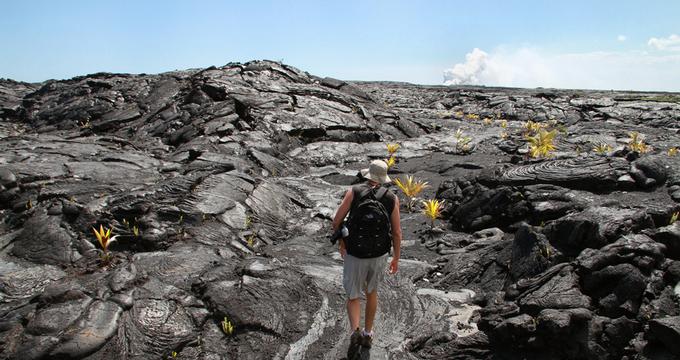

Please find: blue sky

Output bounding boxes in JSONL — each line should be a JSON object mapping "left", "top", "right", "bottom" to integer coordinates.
{"left": 2, "top": 0, "right": 680, "bottom": 91}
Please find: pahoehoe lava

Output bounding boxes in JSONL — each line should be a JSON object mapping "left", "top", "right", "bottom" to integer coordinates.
{"left": 2, "top": 60, "right": 680, "bottom": 359}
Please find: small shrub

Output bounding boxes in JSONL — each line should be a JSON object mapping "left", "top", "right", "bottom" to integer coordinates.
{"left": 668, "top": 147, "right": 678, "bottom": 157}
{"left": 500, "top": 120, "right": 508, "bottom": 128}
{"left": 454, "top": 129, "right": 472, "bottom": 152}
{"left": 386, "top": 143, "right": 400, "bottom": 155}
{"left": 394, "top": 175, "right": 429, "bottom": 212}
{"left": 221, "top": 316, "right": 235, "bottom": 335}
{"left": 385, "top": 155, "right": 396, "bottom": 169}
{"left": 457, "top": 137, "right": 472, "bottom": 152}
{"left": 422, "top": 199, "right": 444, "bottom": 229}
{"left": 93, "top": 224, "right": 117, "bottom": 262}
{"left": 527, "top": 129, "right": 557, "bottom": 158}
{"left": 246, "top": 233, "right": 256, "bottom": 248}
{"left": 593, "top": 142, "right": 612, "bottom": 155}
{"left": 671, "top": 211, "right": 679, "bottom": 225}
{"left": 123, "top": 218, "right": 140, "bottom": 237}
{"left": 523, "top": 120, "right": 544, "bottom": 135}
{"left": 79, "top": 119, "right": 91, "bottom": 129}
{"left": 628, "top": 132, "right": 649, "bottom": 153}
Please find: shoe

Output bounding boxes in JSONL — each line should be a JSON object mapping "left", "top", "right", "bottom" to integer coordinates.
{"left": 360, "top": 331, "right": 373, "bottom": 348}
{"left": 347, "top": 328, "right": 362, "bottom": 359}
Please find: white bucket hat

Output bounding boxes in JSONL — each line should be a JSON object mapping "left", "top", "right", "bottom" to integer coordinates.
{"left": 360, "top": 160, "right": 391, "bottom": 184}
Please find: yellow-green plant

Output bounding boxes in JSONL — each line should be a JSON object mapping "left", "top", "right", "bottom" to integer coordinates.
{"left": 466, "top": 113, "right": 480, "bottom": 121}
{"left": 123, "top": 218, "right": 140, "bottom": 237}
{"left": 79, "top": 119, "right": 91, "bottom": 129}
{"left": 385, "top": 155, "right": 396, "bottom": 169}
{"left": 500, "top": 120, "right": 508, "bottom": 128}
{"left": 457, "top": 136, "right": 472, "bottom": 152}
{"left": 386, "top": 143, "right": 400, "bottom": 155}
{"left": 523, "top": 120, "right": 544, "bottom": 135}
{"left": 422, "top": 199, "right": 444, "bottom": 229}
{"left": 246, "top": 233, "right": 256, "bottom": 248}
{"left": 171, "top": 351, "right": 178, "bottom": 359}
{"left": 593, "top": 142, "right": 612, "bottom": 155}
{"left": 527, "top": 129, "right": 557, "bottom": 158}
{"left": 386, "top": 143, "right": 399, "bottom": 169}
{"left": 454, "top": 129, "right": 472, "bottom": 152}
{"left": 221, "top": 316, "right": 235, "bottom": 335}
{"left": 93, "top": 225, "right": 116, "bottom": 262}
{"left": 455, "top": 110, "right": 464, "bottom": 118}
{"left": 394, "top": 175, "right": 429, "bottom": 212}
{"left": 628, "top": 132, "right": 649, "bottom": 153}
{"left": 668, "top": 147, "right": 678, "bottom": 156}
{"left": 671, "top": 211, "right": 679, "bottom": 225}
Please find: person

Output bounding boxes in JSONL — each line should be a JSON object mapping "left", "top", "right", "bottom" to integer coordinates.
{"left": 332, "top": 159, "right": 402, "bottom": 354}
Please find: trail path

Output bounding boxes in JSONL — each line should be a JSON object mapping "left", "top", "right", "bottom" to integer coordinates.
{"left": 270, "top": 227, "right": 479, "bottom": 359}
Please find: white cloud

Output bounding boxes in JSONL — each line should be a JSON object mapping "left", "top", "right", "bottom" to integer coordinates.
{"left": 442, "top": 48, "right": 489, "bottom": 85}
{"left": 617, "top": 35, "right": 627, "bottom": 42}
{"left": 443, "top": 47, "right": 680, "bottom": 91}
{"left": 648, "top": 34, "right": 680, "bottom": 51}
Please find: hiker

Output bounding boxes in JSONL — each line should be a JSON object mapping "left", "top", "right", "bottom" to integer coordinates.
{"left": 332, "top": 159, "right": 402, "bottom": 354}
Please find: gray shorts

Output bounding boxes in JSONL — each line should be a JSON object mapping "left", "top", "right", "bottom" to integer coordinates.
{"left": 343, "top": 254, "right": 388, "bottom": 299}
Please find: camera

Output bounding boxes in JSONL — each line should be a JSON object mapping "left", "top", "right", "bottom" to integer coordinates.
{"left": 329, "top": 223, "right": 349, "bottom": 245}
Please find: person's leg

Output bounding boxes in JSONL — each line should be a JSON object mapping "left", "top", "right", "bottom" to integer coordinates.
{"left": 347, "top": 297, "right": 363, "bottom": 359}
{"left": 343, "top": 255, "right": 364, "bottom": 332}
{"left": 347, "top": 297, "right": 361, "bottom": 330}
{"left": 364, "top": 290, "right": 378, "bottom": 332}
{"left": 362, "top": 255, "right": 386, "bottom": 340}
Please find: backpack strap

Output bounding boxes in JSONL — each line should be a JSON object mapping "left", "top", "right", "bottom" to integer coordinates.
{"left": 375, "top": 187, "right": 387, "bottom": 200}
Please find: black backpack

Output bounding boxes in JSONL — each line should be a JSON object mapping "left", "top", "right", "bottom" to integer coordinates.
{"left": 345, "top": 185, "right": 392, "bottom": 258}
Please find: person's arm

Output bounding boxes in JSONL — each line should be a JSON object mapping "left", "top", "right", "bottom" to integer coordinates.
{"left": 332, "top": 188, "right": 353, "bottom": 258}
{"left": 389, "top": 196, "right": 402, "bottom": 274}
